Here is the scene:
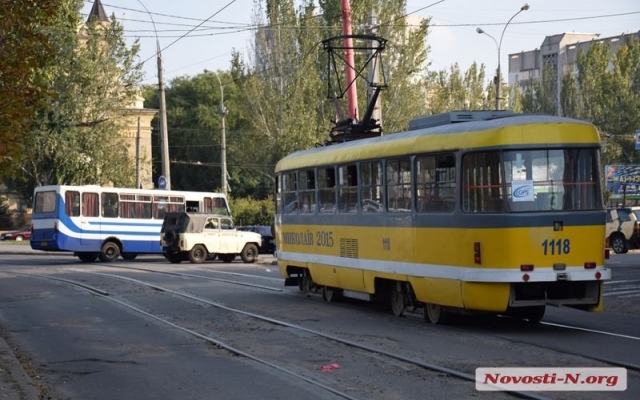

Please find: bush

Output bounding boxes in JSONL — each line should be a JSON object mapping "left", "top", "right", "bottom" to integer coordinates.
{"left": 0, "top": 196, "right": 12, "bottom": 230}
{"left": 229, "top": 195, "right": 274, "bottom": 226}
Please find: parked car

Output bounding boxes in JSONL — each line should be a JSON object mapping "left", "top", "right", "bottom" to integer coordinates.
{"left": 606, "top": 207, "right": 640, "bottom": 254}
{"left": 237, "top": 225, "right": 276, "bottom": 254}
{"left": 160, "top": 212, "right": 262, "bottom": 264}
{"left": 1, "top": 225, "right": 32, "bottom": 241}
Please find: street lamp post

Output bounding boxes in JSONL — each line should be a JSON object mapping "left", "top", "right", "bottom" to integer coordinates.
{"left": 204, "top": 70, "right": 229, "bottom": 197}
{"left": 136, "top": 0, "right": 171, "bottom": 190}
{"left": 477, "top": 4, "right": 529, "bottom": 110}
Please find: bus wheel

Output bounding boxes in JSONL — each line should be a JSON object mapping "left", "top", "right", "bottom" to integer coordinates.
{"left": 323, "top": 286, "right": 341, "bottom": 302}
{"left": 77, "top": 252, "right": 98, "bottom": 262}
{"left": 189, "top": 245, "right": 207, "bottom": 264}
{"left": 121, "top": 253, "right": 137, "bottom": 260}
{"left": 165, "top": 252, "right": 183, "bottom": 264}
{"left": 99, "top": 242, "right": 120, "bottom": 262}
{"left": 390, "top": 282, "right": 405, "bottom": 317}
{"left": 424, "top": 302, "right": 448, "bottom": 324}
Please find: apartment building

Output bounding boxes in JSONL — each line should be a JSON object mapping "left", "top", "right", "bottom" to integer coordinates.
{"left": 508, "top": 30, "right": 640, "bottom": 113}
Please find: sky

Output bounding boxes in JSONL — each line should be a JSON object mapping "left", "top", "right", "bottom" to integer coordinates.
{"left": 82, "top": 0, "right": 640, "bottom": 85}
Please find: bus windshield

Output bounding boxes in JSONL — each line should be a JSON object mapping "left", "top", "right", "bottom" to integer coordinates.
{"left": 462, "top": 148, "right": 602, "bottom": 212}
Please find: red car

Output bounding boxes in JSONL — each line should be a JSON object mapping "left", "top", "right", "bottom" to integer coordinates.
{"left": 1, "top": 225, "right": 32, "bottom": 241}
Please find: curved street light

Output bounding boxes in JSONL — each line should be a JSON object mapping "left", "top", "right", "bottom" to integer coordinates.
{"left": 135, "top": 0, "right": 171, "bottom": 190}
{"left": 477, "top": 4, "right": 530, "bottom": 110}
{"left": 204, "top": 70, "right": 229, "bottom": 197}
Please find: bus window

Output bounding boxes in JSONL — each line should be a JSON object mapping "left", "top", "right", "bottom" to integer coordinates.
{"left": 386, "top": 158, "right": 411, "bottom": 212}
{"left": 360, "top": 162, "right": 383, "bottom": 212}
{"left": 65, "top": 191, "right": 80, "bottom": 216}
{"left": 82, "top": 193, "right": 99, "bottom": 217}
{"left": 34, "top": 191, "right": 56, "bottom": 213}
{"left": 102, "top": 192, "right": 119, "bottom": 218}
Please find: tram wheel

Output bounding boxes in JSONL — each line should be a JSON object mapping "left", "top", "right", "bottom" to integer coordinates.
{"left": 298, "top": 269, "right": 312, "bottom": 295}
{"left": 424, "top": 302, "right": 448, "bottom": 324}
{"left": 512, "top": 305, "right": 546, "bottom": 324}
{"left": 322, "top": 286, "right": 341, "bottom": 302}
{"left": 390, "top": 282, "right": 405, "bottom": 317}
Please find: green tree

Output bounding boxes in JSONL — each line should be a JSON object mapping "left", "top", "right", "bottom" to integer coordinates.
{"left": 425, "top": 62, "right": 490, "bottom": 113}
{"left": 0, "top": 1, "right": 70, "bottom": 161}
{"left": 2, "top": 3, "right": 143, "bottom": 203}
{"left": 520, "top": 63, "right": 557, "bottom": 115}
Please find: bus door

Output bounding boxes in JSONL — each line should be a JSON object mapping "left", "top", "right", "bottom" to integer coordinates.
{"left": 79, "top": 191, "right": 100, "bottom": 247}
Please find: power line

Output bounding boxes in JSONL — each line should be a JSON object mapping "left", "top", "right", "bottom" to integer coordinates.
{"left": 140, "top": 0, "right": 239, "bottom": 65}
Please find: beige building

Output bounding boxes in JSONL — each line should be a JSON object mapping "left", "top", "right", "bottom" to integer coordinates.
{"left": 0, "top": 0, "right": 156, "bottom": 227}
{"left": 508, "top": 30, "right": 640, "bottom": 113}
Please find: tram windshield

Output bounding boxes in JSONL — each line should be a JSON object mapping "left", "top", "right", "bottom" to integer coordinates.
{"left": 462, "top": 148, "right": 602, "bottom": 212}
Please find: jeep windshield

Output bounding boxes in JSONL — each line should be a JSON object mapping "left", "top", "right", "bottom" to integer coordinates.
{"left": 462, "top": 148, "right": 602, "bottom": 212}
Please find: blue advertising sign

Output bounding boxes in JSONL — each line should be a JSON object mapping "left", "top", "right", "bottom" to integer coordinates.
{"left": 605, "top": 165, "right": 640, "bottom": 197}
{"left": 636, "top": 130, "right": 640, "bottom": 150}
{"left": 158, "top": 175, "right": 166, "bottom": 189}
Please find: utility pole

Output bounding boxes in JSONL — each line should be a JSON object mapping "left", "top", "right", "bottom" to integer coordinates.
{"left": 368, "top": 10, "right": 381, "bottom": 127}
{"left": 136, "top": 0, "right": 170, "bottom": 190}
{"left": 136, "top": 116, "right": 141, "bottom": 189}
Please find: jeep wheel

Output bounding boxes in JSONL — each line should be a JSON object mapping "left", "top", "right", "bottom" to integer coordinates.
{"left": 165, "top": 252, "right": 183, "bottom": 264}
{"left": 219, "top": 254, "right": 236, "bottom": 263}
{"left": 164, "top": 229, "right": 178, "bottom": 246}
{"left": 240, "top": 243, "right": 259, "bottom": 263}
{"left": 610, "top": 234, "right": 628, "bottom": 254}
{"left": 99, "top": 242, "right": 120, "bottom": 262}
{"left": 189, "top": 245, "right": 208, "bottom": 264}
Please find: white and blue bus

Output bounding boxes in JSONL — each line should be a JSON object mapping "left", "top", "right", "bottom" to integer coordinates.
{"left": 30, "top": 185, "right": 230, "bottom": 262}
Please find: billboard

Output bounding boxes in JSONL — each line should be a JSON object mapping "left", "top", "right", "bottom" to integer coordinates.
{"left": 605, "top": 165, "right": 640, "bottom": 198}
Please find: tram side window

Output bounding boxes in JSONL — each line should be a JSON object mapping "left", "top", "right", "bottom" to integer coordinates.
{"left": 299, "top": 169, "right": 316, "bottom": 214}
{"left": 318, "top": 167, "right": 336, "bottom": 213}
{"left": 386, "top": 158, "right": 412, "bottom": 212}
{"left": 82, "top": 193, "right": 99, "bottom": 217}
{"left": 360, "top": 161, "right": 384, "bottom": 212}
{"left": 64, "top": 191, "right": 80, "bottom": 217}
{"left": 462, "top": 152, "right": 505, "bottom": 213}
{"left": 338, "top": 164, "right": 358, "bottom": 213}
{"left": 282, "top": 172, "right": 299, "bottom": 214}
{"left": 101, "top": 192, "right": 119, "bottom": 218}
{"left": 275, "top": 175, "right": 283, "bottom": 214}
{"left": 416, "top": 155, "right": 456, "bottom": 213}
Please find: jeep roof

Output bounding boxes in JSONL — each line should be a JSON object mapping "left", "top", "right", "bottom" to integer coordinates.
{"left": 161, "top": 212, "right": 232, "bottom": 234}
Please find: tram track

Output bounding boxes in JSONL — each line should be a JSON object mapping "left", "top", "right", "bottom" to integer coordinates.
{"left": 0, "top": 269, "right": 553, "bottom": 400}
{"left": 52, "top": 261, "right": 640, "bottom": 375}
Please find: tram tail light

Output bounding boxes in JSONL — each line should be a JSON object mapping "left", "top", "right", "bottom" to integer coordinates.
{"left": 604, "top": 248, "right": 610, "bottom": 259}
{"left": 584, "top": 262, "right": 596, "bottom": 269}
{"left": 520, "top": 264, "right": 534, "bottom": 271}
{"left": 474, "top": 242, "right": 481, "bottom": 264}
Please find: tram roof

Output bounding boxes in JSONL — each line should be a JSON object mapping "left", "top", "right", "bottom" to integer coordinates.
{"left": 275, "top": 114, "right": 599, "bottom": 172}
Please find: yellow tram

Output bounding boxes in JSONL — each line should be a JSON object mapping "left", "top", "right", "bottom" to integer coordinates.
{"left": 274, "top": 111, "right": 610, "bottom": 323}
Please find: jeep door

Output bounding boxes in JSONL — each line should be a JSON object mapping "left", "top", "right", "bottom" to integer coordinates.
{"left": 203, "top": 217, "right": 222, "bottom": 253}
{"left": 219, "top": 217, "right": 239, "bottom": 253}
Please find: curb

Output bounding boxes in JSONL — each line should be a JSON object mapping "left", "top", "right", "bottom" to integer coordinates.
{"left": 0, "top": 336, "right": 40, "bottom": 400}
